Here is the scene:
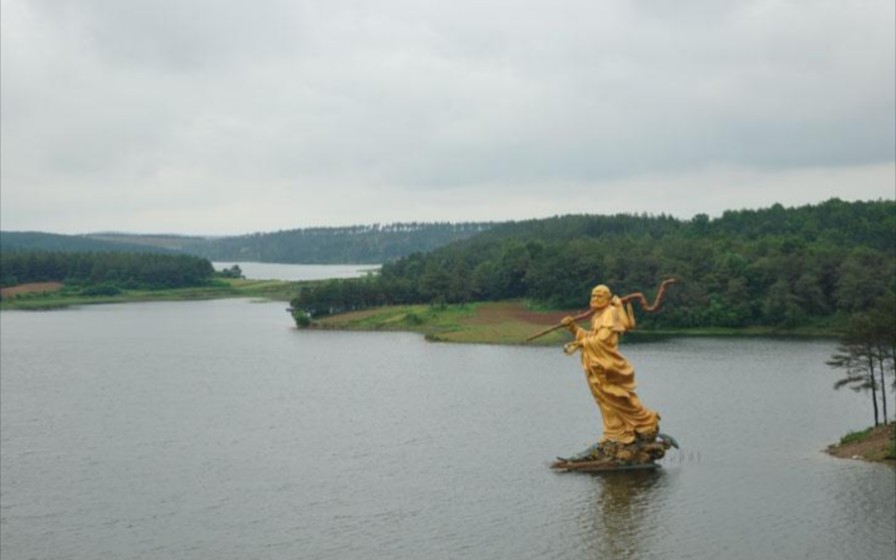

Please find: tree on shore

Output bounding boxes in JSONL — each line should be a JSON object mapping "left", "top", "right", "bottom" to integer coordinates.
{"left": 216, "top": 264, "right": 244, "bottom": 279}
{"left": 827, "top": 294, "right": 896, "bottom": 426}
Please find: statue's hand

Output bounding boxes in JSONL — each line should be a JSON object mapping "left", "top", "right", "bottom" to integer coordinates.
{"left": 563, "top": 341, "right": 582, "bottom": 355}
{"left": 561, "top": 315, "right": 580, "bottom": 334}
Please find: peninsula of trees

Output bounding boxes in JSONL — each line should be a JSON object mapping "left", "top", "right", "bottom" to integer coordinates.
{"left": 292, "top": 198, "right": 896, "bottom": 332}
{"left": 0, "top": 252, "right": 215, "bottom": 291}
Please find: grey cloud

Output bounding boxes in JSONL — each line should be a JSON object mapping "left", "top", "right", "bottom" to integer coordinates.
{"left": 25, "top": 0, "right": 308, "bottom": 70}
{"left": 1, "top": 0, "right": 893, "bottom": 234}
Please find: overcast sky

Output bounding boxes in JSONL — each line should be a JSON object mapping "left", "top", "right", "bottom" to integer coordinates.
{"left": 1, "top": 0, "right": 893, "bottom": 235}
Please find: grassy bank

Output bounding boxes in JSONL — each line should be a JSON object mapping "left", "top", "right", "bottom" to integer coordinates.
{"left": 0, "top": 279, "right": 300, "bottom": 310}
{"left": 827, "top": 425, "right": 896, "bottom": 464}
{"left": 307, "top": 300, "right": 839, "bottom": 345}
{"left": 4, "top": 284, "right": 841, "bottom": 344}
{"left": 312, "top": 301, "right": 565, "bottom": 345}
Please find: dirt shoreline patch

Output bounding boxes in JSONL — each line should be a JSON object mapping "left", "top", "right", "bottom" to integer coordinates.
{"left": 1, "top": 282, "right": 64, "bottom": 298}
{"left": 826, "top": 425, "right": 896, "bottom": 464}
{"left": 465, "top": 301, "right": 572, "bottom": 326}
{"left": 313, "top": 300, "right": 582, "bottom": 345}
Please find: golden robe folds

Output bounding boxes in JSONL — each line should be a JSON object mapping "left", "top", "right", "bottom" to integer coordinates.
{"left": 566, "top": 291, "right": 660, "bottom": 444}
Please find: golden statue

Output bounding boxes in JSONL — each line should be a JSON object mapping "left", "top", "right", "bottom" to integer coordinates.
{"left": 528, "top": 278, "right": 678, "bottom": 471}
{"left": 561, "top": 284, "right": 660, "bottom": 444}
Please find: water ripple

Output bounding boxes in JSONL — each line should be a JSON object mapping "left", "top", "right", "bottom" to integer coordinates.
{"left": 1, "top": 302, "right": 894, "bottom": 559}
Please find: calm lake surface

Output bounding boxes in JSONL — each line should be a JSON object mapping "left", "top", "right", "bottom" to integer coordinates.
{"left": 2, "top": 299, "right": 894, "bottom": 559}
{"left": 212, "top": 262, "right": 380, "bottom": 281}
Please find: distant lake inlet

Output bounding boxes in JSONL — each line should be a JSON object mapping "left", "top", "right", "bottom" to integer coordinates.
{"left": 212, "top": 261, "right": 380, "bottom": 281}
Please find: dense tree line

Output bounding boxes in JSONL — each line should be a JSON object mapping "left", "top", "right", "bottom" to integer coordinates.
{"left": 188, "top": 222, "right": 495, "bottom": 263}
{"left": 292, "top": 199, "right": 896, "bottom": 331}
{"left": 0, "top": 251, "right": 215, "bottom": 289}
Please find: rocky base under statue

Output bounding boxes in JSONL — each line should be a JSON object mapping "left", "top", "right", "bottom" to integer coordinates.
{"left": 551, "top": 432, "right": 679, "bottom": 472}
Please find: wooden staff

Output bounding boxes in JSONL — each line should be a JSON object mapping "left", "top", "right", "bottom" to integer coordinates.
{"left": 618, "top": 277, "right": 678, "bottom": 312}
{"left": 524, "top": 277, "right": 677, "bottom": 342}
{"left": 524, "top": 308, "right": 595, "bottom": 342}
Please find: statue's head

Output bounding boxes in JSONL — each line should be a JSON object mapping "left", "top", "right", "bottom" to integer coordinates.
{"left": 590, "top": 284, "right": 612, "bottom": 309}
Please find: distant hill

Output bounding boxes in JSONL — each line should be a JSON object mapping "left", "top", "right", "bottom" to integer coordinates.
{"left": 186, "top": 222, "right": 495, "bottom": 264}
{"left": 0, "top": 231, "right": 179, "bottom": 254}
{"left": 1, "top": 222, "right": 497, "bottom": 264}
{"left": 84, "top": 233, "right": 210, "bottom": 252}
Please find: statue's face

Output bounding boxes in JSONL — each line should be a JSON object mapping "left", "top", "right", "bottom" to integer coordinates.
{"left": 590, "top": 285, "right": 611, "bottom": 309}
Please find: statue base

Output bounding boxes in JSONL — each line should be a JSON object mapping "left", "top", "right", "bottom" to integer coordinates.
{"left": 551, "top": 432, "right": 678, "bottom": 472}
{"left": 550, "top": 459, "right": 662, "bottom": 473}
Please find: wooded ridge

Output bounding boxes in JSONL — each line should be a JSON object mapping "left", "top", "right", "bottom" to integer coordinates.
{"left": 1, "top": 223, "right": 495, "bottom": 264}
{"left": 185, "top": 222, "right": 494, "bottom": 264}
{"left": 292, "top": 198, "right": 896, "bottom": 332}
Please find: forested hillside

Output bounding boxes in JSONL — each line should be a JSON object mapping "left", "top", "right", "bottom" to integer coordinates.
{"left": 187, "top": 222, "right": 494, "bottom": 263}
{"left": 2, "top": 223, "right": 496, "bottom": 264}
{"left": 0, "top": 251, "right": 215, "bottom": 290}
{"left": 292, "top": 199, "right": 896, "bottom": 330}
{"left": 85, "top": 233, "right": 208, "bottom": 251}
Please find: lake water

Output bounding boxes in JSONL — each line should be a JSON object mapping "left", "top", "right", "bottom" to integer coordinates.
{"left": 212, "top": 262, "right": 380, "bottom": 281}
{"left": 1, "top": 299, "right": 894, "bottom": 560}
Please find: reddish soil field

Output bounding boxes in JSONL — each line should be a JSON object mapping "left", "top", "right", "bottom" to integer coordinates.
{"left": 1, "top": 282, "right": 64, "bottom": 298}
{"left": 468, "top": 301, "right": 579, "bottom": 326}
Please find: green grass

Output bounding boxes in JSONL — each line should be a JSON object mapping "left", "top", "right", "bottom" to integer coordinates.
{"left": 310, "top": 300, "right": 842, "bottom": 345}
{"left": 315, "top": 303, "right": 479, "bottom": 339}
{"left": 833, "top": 425, "right": 896, "bottom": 463}
{"left": 314, "top": 301, "right": 619, "bottom": 345}
{"left": 881, "top": 424, "right": 896, "bottom": 460}
{"left": 840, "top": 427, "right": 875, "bottom": 445}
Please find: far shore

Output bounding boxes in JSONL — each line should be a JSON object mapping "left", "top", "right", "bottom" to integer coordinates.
{"left": 2, "top": 283, "right": 840, "bottom": 343}
{"left": 306, "top": 300, "right": 839, "bottom": 345}
{"left": 0, "top": 279, "right": 299, "bottom": 310}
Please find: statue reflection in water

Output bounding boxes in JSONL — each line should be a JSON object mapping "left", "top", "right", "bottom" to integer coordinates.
{"left": 581, "top": 470, "right": 667, "bottom": 558}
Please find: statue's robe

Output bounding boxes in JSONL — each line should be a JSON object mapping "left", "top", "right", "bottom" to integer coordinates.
{"left": 572, "top": 300, "right": 660, "bottom": 444}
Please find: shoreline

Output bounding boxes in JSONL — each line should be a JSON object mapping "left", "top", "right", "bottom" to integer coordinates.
{"left": 826, "top": 425, "right": 896, "bottom": 465}
{"left": 2, "top": 287, "right": 840, "bottom": 343}
{"left": 305, "top": 300, "right": 839, "bottom": 345}
{"left": 0, "top": 279, "right": 299, "bottom": 310}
